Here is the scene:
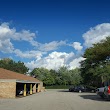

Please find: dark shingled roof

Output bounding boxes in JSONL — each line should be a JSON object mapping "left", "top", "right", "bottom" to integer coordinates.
{"left": 0, "top": 68, "right": 41, "bottom": 83}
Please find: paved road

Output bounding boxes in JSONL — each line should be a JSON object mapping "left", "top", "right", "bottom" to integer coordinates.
{"left": 0, "top": 89, "right": 110, "bottom": 110}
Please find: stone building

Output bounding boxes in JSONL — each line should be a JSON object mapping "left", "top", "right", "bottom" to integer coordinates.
{"left": 0, "top": 68, "right": 43, "bottom": 98}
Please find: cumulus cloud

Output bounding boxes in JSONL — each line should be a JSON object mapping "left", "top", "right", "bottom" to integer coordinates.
{"left": 14, "top": 49, "right": 46, "bottom": 59}
{"left": 83, "top": 23, "right": 110, "bottom": 47}
{"left": 39, "top": 41, "right": 66, "bottom": 51}
{"left": 68, "top": 57, "right": 85, "bottom": 70}
{"left": 0, "top": 39, "right": 14, "bottom": 53}
{"left": 70, "top": 42, "right": 83, "bottom": 51}
{"left": 0, "top": 23, "right": 14, "bottom": 53}
{"left": 0, "top": 22, "right": 38, "bottom": 53}
{"left": 0, "top": 22, "right": 36, "bottom": 42}
{"left": 25, "top": 51, "right": 85, "bottom": 71}
{"left": 0, "top": 23, "right": 14, "bottom": 38}
{"left": 0, "top": 22, "right": 67, "bottom": 59}
{"left": 12, "top": 30, "right": 40, "bottom": 47}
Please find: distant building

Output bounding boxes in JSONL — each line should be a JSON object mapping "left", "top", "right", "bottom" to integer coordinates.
{"left": 0, "top": 68, "right": 43, "bottom": 98}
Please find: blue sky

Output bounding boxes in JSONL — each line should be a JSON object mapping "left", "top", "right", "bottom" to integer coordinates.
{"left": 0, "top": 0, "right": 110, "bottom": 71}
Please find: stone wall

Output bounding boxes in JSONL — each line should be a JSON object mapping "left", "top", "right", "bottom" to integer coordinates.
{"left": 0, "top": 82, "right": 16, "bottom": 98}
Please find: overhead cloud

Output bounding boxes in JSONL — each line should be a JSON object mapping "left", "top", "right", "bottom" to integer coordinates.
{"left": 68, "top": 57, "right": 85, "bottom": 70}
{"left": 0, "top": 23, "right": 14, "bottom": 53}
{"left": 0, "top": 22, "right": 67, "bottom": 57}
{"left": 70, "top": 42, "right": 83, "bottom": 51}
{"left": 25, "top": 51, "right": 85, "bottom": 71}
{"left": 0, "top": 22, "right": 36, "bottom": 42}
{"left": 14, "top": 49, "right": 46, "bottom": 59}
{"left": 39, "top": 41, "right": 66, "bottom": 51}
{"left": 0, "top": 39, "right": 14, "bottom": 53}
{"left": 0, "top": 22, "right": 38, "bottom": 53}
{"left": 83, "top": 23, "right": 110, "bottom": 47}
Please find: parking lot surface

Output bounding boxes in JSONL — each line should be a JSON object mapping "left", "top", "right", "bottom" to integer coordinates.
{"left": 0, "top": 89, "right": 110, "bottom": 110}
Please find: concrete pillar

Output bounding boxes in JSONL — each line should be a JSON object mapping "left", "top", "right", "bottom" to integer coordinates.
{"left": 23, "top": 84, "right": 26, "bottom": 96}
{"left": 37, "top": 83, "right": 41, "bottom": 92}
{"left": 33, "top": 84, "right": 36, "bottom": 93}
{"left": 30, "top": 84, "right": 32, "bottom": 95}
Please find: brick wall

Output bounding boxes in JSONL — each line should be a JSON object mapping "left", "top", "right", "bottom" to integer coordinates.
{"left": 0, "top": 82, "right": 16, "bottom": 98}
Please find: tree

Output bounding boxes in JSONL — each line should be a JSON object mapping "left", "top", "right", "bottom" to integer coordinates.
{"left": 15, "top": 61, "right": 29, "bottom": 74}
{"left": 43, "top": 72, "right": 55, "bottom": 86}
{"left": 30, "top": 67, "right": 55, "bottom": 86}
{"left": 0, "top": 58, "right": 29, "bottom": 74}
{"left": 80, "top": 37, "right": 110, "bottom": 87}
{"left": 31, "top": 66, "right": 82, "bottom": 86}
{"left": 57, "top": 66, "right": 70, "bottom": 85}
{"left": 49, "top": 69, "right": 58, "bottom": 84}
{"left": 69, "top": 68, "right": 82, "bottom": 85}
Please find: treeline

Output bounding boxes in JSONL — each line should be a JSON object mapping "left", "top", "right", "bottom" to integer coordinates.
{"left": 30, "top": 67, "right": 82, "bottom": 86}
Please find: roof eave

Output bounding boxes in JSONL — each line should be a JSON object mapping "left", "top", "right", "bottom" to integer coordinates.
{"left": 0, "top": 79, "right": 40, "bottom": 84}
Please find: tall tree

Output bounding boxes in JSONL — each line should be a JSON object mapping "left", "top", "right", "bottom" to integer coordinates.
{"left": 69, "top": 68, "right": 82, "bottom": 85}
{"left": 30, "top": 67, "right": 55, "bottom": 86}
{"left": 80, "top": 37, "right": 110, "bottom": 86}
{"left": 0, "top": 58, "right": 29, "bottom": 74}
{"left": 57, "top": 66, "right": 70, "bottom": 85}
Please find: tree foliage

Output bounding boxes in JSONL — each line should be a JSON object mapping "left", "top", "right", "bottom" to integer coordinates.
{"left": 30, "top": 66, "right": 82, "bottom": 86}
{"left": 69, "top": 68, "right": 82, "bottom": 85}
{"left": 0, "top": 58, "right": 29, "bottom": 74}
{"left": 80, "top": 37, "right": 110, "bottom": 87}
{"left": 30, "top": 67, "right": 55, "bottom": 86}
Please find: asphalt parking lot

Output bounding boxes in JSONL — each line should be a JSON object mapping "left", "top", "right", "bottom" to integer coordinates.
{"left": 0, "top": 89, "right": 110, "bottom": 110}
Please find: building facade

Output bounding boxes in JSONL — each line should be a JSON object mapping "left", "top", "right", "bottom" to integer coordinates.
{"left": 0, "top": 68, "right": 43, "bottom": 98}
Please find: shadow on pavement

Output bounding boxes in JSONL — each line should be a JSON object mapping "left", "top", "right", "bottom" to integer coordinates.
{"left": 79, "top": 94, "right": 109, "bottom": 102}
{"left": 57, "top": 89, "right": 70, "bottom": 92}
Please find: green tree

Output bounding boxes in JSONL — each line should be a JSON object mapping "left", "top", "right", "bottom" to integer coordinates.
{"left": 0, "top": 58, "right": 29, "bottom": 74}
{"left": 69, "top": 68, "right": 82, "bottom": 85}
{"left": 57, "top": 66, "right": 70, "bottom": 85}
{"left": 31, "top": 66, "right": 82, "bottom": 86}
{"left": 43, "top": 72, "right": 55, "bottom": 86}
{"left": 30, "top": 67, "right": 55, "bottom": 86}
{"left": 80, "top": 37, "right": 110, "bottom": 86}
{"left": 49, "top": 69, "right": 58, "bottom": 84}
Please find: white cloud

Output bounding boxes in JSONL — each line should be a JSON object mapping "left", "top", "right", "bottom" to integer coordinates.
{"left": 70, "top": 42, "right": 83, "bottom": 51}
{"left": 0, "top": 23, "right": 14, "bottom": 53}
{"left": 25, "top": 51, "right": 85, "bottom": 71}
{"left": 12, "top": 30, "right": 40, "bottom": 47}
{"left": 0, "top": 39, "right": 14, "bottom": 53}
{"left": 0, "top": 22, "right": 38, "bottom": 53}
{"left": 83, "top": 23, "right": 110, "bottom": 47}
{"left": 14, "top": 49, "right": 46, "bottom": 59}
{"left": 68, "top": 57, "right": 85, "bottom": 70}
{"left": 0, "top": 23, "right": 13, "bottom": 38}
{"left": 0, "top": 22, "right": 36, "bottom": 42}
{"left": 0, "top": 22, "right": 67, "bottom": 56}
{"left": 39, "top": 41, "right": 66, "bottom": 51}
